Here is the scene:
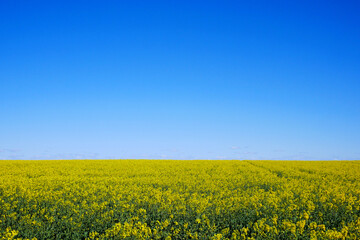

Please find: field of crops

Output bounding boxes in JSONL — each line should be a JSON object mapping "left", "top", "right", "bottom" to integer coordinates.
{"left": 0, "top": 160, "right": 359, "bottom": 240}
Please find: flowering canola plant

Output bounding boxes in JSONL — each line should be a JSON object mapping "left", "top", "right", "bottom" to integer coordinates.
{"left": 0, "top": 160, "right": 359, "bottom": 239}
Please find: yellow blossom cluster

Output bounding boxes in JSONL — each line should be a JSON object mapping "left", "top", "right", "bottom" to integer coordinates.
{"left": 0, "top": 160, "right": 359, "bottom": 239}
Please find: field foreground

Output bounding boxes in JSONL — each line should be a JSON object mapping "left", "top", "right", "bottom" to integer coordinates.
{"left": 0, "top": 160, "right": 359, "bottom": 240}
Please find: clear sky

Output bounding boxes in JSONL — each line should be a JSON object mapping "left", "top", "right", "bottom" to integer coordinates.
{"left": 1, "top": 1, "right": 359, "bottom": 160}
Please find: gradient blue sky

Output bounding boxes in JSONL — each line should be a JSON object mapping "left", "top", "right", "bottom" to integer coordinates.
{"left": 1, "top": 1, "right": 359, "bottom": 160}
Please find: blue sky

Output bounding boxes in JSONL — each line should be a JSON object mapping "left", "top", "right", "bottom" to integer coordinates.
{"left": 1, "top": 1, "right": 359, "bottom": 160}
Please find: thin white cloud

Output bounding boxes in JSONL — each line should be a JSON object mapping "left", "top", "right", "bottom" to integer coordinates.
{"left": 28, "top": 152, "right": 102, "bottom": 160}
{"left": 0, "top": 148, "right": 20, "bottom": 153}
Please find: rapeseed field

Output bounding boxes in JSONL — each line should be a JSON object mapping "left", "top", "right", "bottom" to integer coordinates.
{"left": 0, "top": 160, "right": 359, "bottom": 239}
